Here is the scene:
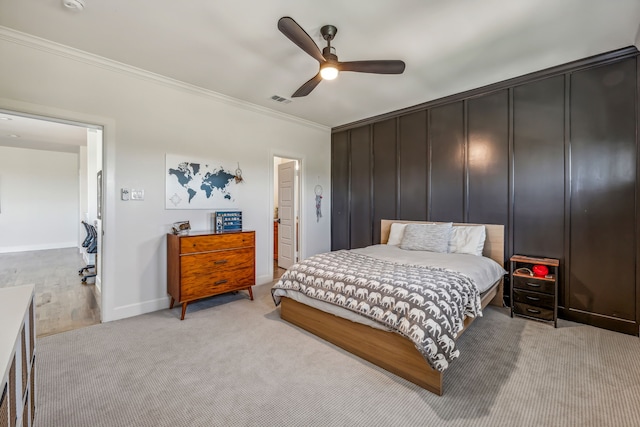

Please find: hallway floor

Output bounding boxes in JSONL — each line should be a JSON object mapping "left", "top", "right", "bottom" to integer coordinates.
{"left": 0, "top": 248, "right": 101, "bottom": 337}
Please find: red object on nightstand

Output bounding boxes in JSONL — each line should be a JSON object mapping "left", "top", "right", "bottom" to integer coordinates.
{"left": 532, "top": 264, "right": 549, "bottom": 277}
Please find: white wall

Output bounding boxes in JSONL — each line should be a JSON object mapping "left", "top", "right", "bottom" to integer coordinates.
{"left": 0, "top": 146, "right": 78, "bottom": 252}
{"left": 0, "top": 31, "right": 331, "bottom": 321}
{"left": 78, "top": 145, "right": 88, "bottom": 248}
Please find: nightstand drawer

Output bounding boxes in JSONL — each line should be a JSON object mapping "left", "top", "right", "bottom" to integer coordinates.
{"left": 513, "top": 275, "right": 555, "bottom": 295}
{"left": 513, "top": 289, "right": 554, "bottom": 310}
{"left": 513, "top": 302, "right": 554, "bottom": 322}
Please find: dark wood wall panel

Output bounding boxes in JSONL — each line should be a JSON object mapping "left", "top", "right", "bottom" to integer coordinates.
{"left": 429, "top": 102, "right": 464, "bottom": 222}
{"left": 331, "top": 48, "right": 640, "bottom": 335}
{"left": 331, "top": 131, "right": 349, "bottom": 250}
{"left": 512, "top": 77, "right": 565, "bottom": 259}
{"left": 467, "top": 91, "right": 509, "bottom": 227}
{"left": 372, "top": 119, "right": 397, "bottom": 244}
{"left": 569, "top": 58, "right": 637, "bottom": 325}
{"left": 398, "top": 111, "right": 428, "bottom": 220}
{"left": 349, "top": 126, "right": 372, "bottom": 248}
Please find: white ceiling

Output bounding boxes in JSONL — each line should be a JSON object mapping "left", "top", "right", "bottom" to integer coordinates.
{"left": 1, "top": 0, "right": 639, "bottom": 131}
{"left": 0, "top": 112, "right": 88, "bottom": 153}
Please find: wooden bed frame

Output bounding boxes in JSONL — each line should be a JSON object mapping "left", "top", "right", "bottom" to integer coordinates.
{"left": 278, "top": 220, "right": 505, "bottom": 395}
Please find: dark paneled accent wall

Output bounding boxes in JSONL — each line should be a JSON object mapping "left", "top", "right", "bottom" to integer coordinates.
{"left": 512, "top": 76, "right": 566, "bottom": 304}
{"left": 568, "top": 58, "right": 637, "bottom": 333}
{"left": 467, "top": 90, "right": 510, "bottom": 230}
{"left": 349, "top": 126, "right": 372, "bottom": 249}
{"left": 331, "top": 47, "right": 639, "bottom": 335}
{"left": 429, "top": 102, "right": 464, "bottom": 222}
{"left": 330, "top": 131, "right": 349, "bottom": 250}
{"left": 372, "top": 119, "right": 397, "bottom": 244}
{"left": 398, "top": 111, "right": 428, "bottom": 220}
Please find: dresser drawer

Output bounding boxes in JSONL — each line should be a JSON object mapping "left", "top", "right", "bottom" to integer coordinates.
{"left": 181, "top": 247, "right": 253, "bottom": 275}
{"left": 180, "top": 232, "right": 254, "bottom": 254}
{"left": 513, "top": 275, "right": 555, "bottom": 295}
{"left": 513, "top": 289, "right": 554, "bottom": 310}
{"left": 513, "top": 302, "right": 554, "bottom": 322}
{"left": 181, "top": 263, "right": 254, "bottom": 300}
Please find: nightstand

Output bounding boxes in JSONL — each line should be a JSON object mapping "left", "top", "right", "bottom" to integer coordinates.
{"left": 510, "top": 255, "right": 559, "bottom": 327}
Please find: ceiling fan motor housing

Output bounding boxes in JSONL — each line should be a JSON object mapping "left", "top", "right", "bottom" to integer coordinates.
{"left": 320, "top": 25, "right": 338, "bottom": 41}
{"left": 322, "top": 46, "right": 338, "bottom": 62}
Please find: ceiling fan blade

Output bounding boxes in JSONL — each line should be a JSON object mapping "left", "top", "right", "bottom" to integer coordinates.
{"left": 278, "top": 17, "right": 325, "bottom": 63}
{"left": 292, "top": 73, "right": 323, "bottom": 98}
{"left": 339, "top": 60, "right": 406, "bottom": 74}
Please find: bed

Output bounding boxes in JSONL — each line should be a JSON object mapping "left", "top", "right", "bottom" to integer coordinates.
{"left": 272, "top": 220, "right": 505, "bottom": 395}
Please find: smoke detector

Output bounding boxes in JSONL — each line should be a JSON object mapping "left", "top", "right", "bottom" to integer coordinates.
{"left": 63, "top": 0, "right": 85, "bottom": 10}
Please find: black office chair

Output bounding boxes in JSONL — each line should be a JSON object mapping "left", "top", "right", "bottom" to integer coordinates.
{"left": 79, "top": 221, "right": 98, "bottom": 283}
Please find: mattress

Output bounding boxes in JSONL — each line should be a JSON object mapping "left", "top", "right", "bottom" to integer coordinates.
{"left": 273, "top": 245, "right": 506, "bottom": 332}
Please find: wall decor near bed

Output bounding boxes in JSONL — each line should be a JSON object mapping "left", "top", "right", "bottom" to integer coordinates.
{"left": 331, "top": 46, "right": 639, "bottom": 336}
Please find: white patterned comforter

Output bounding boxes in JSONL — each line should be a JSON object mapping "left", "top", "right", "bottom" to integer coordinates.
{"left": 271, "top": 250, "right": 483, "bottom": 372}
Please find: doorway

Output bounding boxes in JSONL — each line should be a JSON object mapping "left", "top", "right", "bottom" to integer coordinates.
{"left": 0, "top": 110, "right": 103, "bottom": 336}
{"left": 273, "top": 156, "right": 300, "bottom": 280}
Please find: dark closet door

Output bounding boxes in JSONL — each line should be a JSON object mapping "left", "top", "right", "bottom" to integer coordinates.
{"left": 569, "top": 58, "right": 636, "bottom": 330}
{"left": 429, "top": 102, "right": 464, "bottom": 222}
{"left": 349, "top": 126, "right": 372, "bottom": 248}
{"left": 331, "top": 131, "right": 349, "bottom": 250}
{"left": 512, "top": 76, "right": 565, "bottom": 259}
{"left": 398, "top": 111, "right": 428, "bottom": 220}
{"left": 467, "top": 90, "right": 509, "bottom": 230}
{"left": 372, "top": 119, "right": 397, "bottom": 243}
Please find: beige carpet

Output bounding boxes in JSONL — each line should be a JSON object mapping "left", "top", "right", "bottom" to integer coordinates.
{"left": 35, "top": 282, "right": 640, "bottom": 426}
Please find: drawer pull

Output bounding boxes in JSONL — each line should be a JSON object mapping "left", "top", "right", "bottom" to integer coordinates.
{"left": 526, "top": 308, "right": 541, "bottom": 314}
{"left": 525, "top": 296, "right": 541, "bottom": 302}
{"left": 215, "top": 279, "right": 228, "bottom": 285}
{"left": 526, "top": 282, "right": 541, "bottom": 288}
{"left": 214, "top": 260, "right": 228, "bottom": 265}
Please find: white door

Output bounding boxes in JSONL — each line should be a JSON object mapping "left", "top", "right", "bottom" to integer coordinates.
{"left": 278, "top": 161, "right": 296, "bottom": 269}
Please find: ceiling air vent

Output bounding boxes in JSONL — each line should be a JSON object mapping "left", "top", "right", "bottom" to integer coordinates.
{"left": 270, "top": 95, "right": 292, "bottom": 104}
{"left": 63, "top": 0, "right": 85, "bottom": 10}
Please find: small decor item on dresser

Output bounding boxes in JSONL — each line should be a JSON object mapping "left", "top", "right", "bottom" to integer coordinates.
{"left": 171, "top": 221, "right": 191, "bottom": 235}
{"left": 213, "top": 211, "right": 242, "bottom": 232}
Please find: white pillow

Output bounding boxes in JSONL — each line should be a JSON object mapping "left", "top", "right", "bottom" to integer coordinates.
{"left": 400, "top": 223, "right": 453, "bottom": 253}
{"left": 386, "top": 223, "right": 407, "bottom": 246}
{"left": 448, "top": 225, "right": 486, "bottom": 256}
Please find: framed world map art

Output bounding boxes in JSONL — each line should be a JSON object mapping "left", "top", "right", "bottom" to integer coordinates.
{"left": 165, "top": 154, "right": 240, "bottom": 209}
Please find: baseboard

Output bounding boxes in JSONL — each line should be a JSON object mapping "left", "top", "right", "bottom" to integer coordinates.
{"left": 105, "top": 275, "right": 274, "bottom": 322}
{"left": 0, "top": 242, "right": 77, "bottom": 253}
{"left": 256, "top": 274, "right": 274, "bottom": 285}
{"left": 106, "top": 297, "right": 170, "bottom": 322}
{"left": 93, "top": 277, "right": 102, "bottom": 312}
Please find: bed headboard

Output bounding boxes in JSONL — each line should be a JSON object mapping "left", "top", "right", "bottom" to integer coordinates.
{"left": 380, "top": 220, "right": 505, "bottom": 266}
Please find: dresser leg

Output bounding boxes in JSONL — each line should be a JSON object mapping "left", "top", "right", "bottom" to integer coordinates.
{"left": 169, "top": 297, "right": 175, "bottom": 309}
{"left": 181, "top": 302, "right": 187, "bottom": 320}
{"left": 248, "top": 287, "right": 254, "bottom": 301}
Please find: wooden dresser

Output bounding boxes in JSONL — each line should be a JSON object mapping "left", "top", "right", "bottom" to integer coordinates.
{"left": 167, "top": 230, "right": 255, "bottom": 320}
{"left": 1, "top": 285, "right": 36, "bottom": 427}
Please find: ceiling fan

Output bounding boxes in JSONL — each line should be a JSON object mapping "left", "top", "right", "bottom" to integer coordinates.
{"left": 277, "top": 16, "right": 406, "bottom": 98}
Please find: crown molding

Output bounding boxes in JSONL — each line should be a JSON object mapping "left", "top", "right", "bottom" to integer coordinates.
{"left": 0, "top": 26, "right": 329, "bottom": 133}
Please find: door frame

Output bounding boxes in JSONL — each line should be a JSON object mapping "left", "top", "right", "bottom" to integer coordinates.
{"left": 271, "top": 152, "right": 303, "bottom": 278}
{"left": 0, "top": 100, "right": 115, "bottom": 322}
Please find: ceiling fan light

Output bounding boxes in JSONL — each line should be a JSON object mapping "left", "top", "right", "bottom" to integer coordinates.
{"left": 320, "top": 65, "right": 338, "bottom": 80}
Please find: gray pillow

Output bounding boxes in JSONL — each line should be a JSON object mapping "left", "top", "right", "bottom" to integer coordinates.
{"left": 400, "top": 223, "right": 453, "bottom": 252}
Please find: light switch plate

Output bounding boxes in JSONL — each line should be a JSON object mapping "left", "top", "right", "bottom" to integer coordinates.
{"left": 131, "top": 189, "right": 145, "bottom": 200}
